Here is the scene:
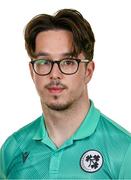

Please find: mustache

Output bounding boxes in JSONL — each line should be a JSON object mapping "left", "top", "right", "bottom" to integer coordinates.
{"left": 45, "top": 80, "right": 68, "bottom": 89}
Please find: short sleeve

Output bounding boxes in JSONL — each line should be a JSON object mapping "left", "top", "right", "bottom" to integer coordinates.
{"left": 0, "top": 135, "right": 17, "bottom": 179}
{"left": 119, "top": 143, "right": 131, "bottom": 179}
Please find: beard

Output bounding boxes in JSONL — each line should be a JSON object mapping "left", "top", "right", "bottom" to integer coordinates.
{"left": 45, "top": 95, "right": 73, "bottom": 111}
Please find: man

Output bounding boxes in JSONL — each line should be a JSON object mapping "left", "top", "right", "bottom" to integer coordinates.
{"left": 0, "top": 9, "right": 131, "bottom": 179}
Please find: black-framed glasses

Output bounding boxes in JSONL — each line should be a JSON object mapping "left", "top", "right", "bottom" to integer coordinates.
{"left": 30, "top": 58, "right": 90, "bottom": 76}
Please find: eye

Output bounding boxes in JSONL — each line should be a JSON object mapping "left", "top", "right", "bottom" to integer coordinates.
{"left": 35, "top": 59, "right": 50, "bottom": 65}
{"left": 62, "top": 59, "right": 77, "bottom": 66}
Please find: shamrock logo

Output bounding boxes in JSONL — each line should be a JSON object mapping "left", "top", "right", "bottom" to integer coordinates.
{"left": 80, "top": 150, "right": 103, "bottom": 173}
{"left": 86, "top": 154, "right": 100, "bottom": 169}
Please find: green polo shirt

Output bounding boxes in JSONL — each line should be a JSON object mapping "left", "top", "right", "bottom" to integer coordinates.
{"left": 0, "top": 101, "right": 131, "bottom": 179}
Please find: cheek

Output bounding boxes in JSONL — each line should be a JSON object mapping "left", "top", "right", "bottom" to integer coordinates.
{"left": 68, "top": 75, "right": 86, "bottom": 93}
{"left": 76, "top": 67, "right": 87, "bottom": 86}
{"left": 33, "top": 76, "right": 46, "bottom": 93}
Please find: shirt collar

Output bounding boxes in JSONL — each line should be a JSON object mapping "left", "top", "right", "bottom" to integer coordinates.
{"left": 32, "top": 100, "right": 100, "bottom": 142}
{"left": 32, "top": 115, "right": 57, "bottom": 149}
{"left": 72, "top": 100, "right": 100, "bottom": 140}
{"left": 32, "top": 115, "right": 46, "bottom": 141}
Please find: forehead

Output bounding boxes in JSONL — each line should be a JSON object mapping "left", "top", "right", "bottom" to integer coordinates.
{"left": 35, "top": 30, "right": 74, "bottom": 58}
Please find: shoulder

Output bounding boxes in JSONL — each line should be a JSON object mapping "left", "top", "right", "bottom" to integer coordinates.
{"left": 97, "top": 112, "right": 131, "bottom": 150}
{"left": 12, "top": 116, "right": 42, "bottom": 143}
{"left": 3, "top": 116, "right": 42, "bottom": 149}
{"left": 98, "top": 112, "right": 131, "bottom": 143}
{"left": 0, "top": 116, "right": 42, "bottom": 176}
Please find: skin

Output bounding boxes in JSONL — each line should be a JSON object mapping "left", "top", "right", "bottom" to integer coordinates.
{"left": 29, "top": 29, "right": 95, "bottom": 147}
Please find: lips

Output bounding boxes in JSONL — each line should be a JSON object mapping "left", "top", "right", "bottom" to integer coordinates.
{"left": 47, "top": 86, "right": 65, "bottom": 94}
{"left": 45, "top": 80, "right": 67, "bottom": 94}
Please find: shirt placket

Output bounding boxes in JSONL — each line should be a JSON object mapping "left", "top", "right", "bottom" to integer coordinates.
{"left": 49, "top": 150, "right": 63, "bottom": 179}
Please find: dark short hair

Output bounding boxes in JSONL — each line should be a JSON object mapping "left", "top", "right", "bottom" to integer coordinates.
{"left": 24, "top": 9, "right": 95, "bottom": 60}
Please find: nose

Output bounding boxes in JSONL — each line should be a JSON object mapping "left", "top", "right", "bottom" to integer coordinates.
{"left": 49, "top": 62, "right": 63, "bottom": 79}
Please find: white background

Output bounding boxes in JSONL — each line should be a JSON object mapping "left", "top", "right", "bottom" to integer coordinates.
{"left": 0, "top": 0, "right": 131, "bottom": 147}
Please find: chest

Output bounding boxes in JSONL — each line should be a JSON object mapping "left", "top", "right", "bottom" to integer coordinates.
{"left": 7, "top": 139, "right": 119, "bottom": 179}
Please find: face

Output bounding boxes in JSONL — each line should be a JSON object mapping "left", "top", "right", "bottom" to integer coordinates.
{"left": 29, "top": 30, "right": 94, "bottom": 111}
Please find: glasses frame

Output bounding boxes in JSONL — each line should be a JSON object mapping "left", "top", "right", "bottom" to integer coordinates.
{"left": 30, "top": 58, "right": 90, "bottom": 76}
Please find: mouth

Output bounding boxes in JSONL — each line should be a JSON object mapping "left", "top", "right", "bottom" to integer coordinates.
{"left": 47, "top": 87, "right": 65, "bottom": 94}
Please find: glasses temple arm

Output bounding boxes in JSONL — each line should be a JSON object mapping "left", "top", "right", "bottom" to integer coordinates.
{"left": 81, "top": 59, "right": 90, "bottom": 63}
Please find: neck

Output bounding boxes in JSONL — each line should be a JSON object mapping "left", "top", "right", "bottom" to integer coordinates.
{"left": 41, "top": 94, "right": 90, "bottom": 148}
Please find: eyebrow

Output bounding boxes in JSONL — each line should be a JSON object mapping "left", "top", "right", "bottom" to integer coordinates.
{"left": 34, "top": 52, "right": 74, "bottom": 58}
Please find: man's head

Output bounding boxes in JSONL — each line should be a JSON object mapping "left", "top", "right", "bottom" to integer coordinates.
{"left": 24, "top": 9, "right": 95, "bottom": 111}
{"left": 24, "top": 9, "right": 95, "bottom": 60}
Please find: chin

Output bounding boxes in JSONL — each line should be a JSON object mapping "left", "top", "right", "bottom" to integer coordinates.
{"left": 46, "top": 101, "right": 71, "bottom": 111}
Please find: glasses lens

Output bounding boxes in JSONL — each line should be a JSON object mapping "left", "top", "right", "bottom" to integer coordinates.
{"left": 34, "top": 59, "right": 51, "bottom": 75}
{"left": 60, "top": 59, "right": 78, "bottom": 74}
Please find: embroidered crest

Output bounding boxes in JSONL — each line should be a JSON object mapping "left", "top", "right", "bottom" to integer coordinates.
{"left": 80, "top": 150, "right": 103, "bottom": 173}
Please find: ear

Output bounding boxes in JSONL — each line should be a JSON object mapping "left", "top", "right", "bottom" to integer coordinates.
{"left": 29, "top": 62, "right": 35, "bottom": 81}
{"left": 84, "top": 61, "right": 95, "bottom": 84}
